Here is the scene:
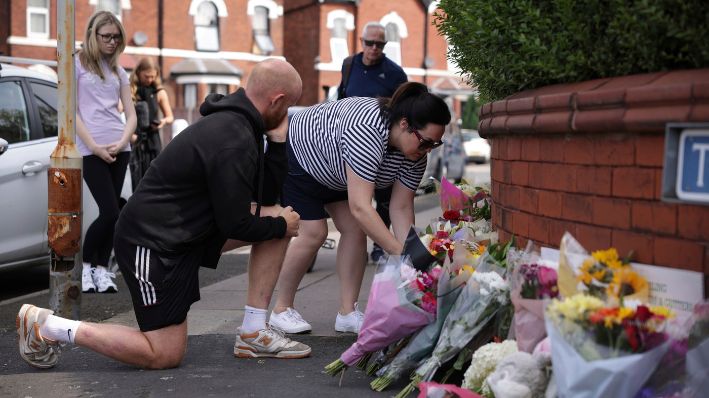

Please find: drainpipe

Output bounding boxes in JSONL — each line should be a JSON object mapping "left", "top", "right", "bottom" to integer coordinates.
{"left": 422, "top": 9, "right": 429, "bottom": 86}
{"left": 49, "top": 0, "right": 82, "bottom": 319}
{"left": 158, "top": 0, "right": 164, "bottom": 79}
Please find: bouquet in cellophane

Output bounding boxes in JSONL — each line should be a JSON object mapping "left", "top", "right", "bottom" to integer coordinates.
{"left": 439, "top": 177, "right": 491, "bottom": 222}
{"left": 370, "top": 255, "right": 474, "bottom": 392}
{"left": 324, "top": 255, "right": 439, "bottom": 378}
{"left": 508, "top": 242, "right": 559, "bottom": 352}
{"left": 438, "top": 177, "right": 495, "bottom": 245}
{"left": 545, "top": 294, "right": 673, "bottom": 398}
{"left": 557, "top": 232, "right": 649, "bottom": 305}
{"left": 397, "top": 254, "right": 510, "bottom": 397}
{"left": 402, "top": 220, "right": 487, "bottom": 271}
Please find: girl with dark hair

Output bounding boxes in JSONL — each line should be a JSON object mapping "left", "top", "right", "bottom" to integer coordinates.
{"left": 75, "top": 11, "right": 136, "bottom": 293}
{"left": 270, "top": 82, "right": 451, "bottom": 334}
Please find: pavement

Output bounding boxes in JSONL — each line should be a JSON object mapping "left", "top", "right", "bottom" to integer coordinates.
{"left": 0, "top": 195, "right": 443, "bottom": 398}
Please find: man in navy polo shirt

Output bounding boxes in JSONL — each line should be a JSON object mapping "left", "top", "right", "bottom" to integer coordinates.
{"left": 336, "top": 22, "right": 408, "bottom": 263}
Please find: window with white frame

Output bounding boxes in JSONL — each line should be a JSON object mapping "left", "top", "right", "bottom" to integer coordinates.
{"left": 27, "top": 0, "right": 50, "bottom": 38}
{"left": 194, "top": 1, "right": 220, "bottom": 52}
{"left": 384, "top": 23, "right": 402, "bottom": 65}
{"left": 96, "top": 0, "right": 121, "bottom": 16}
{"left": 252, "top": 6, "right": 274, "bottom": 55}
{"left": 330, "top": 17, "right": 348, "bottom": 64}
{"left": 184, "top": 84, "right": 197, "bottom": 109}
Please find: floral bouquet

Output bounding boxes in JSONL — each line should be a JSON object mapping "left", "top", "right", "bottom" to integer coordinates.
{"left": 398, "top": 257, "right": 509, "bottom": 397}
{"left": 685, "top": 300, "right": 709, "bottom": 397}
{"left": 370, "top": 257, "right": 473, "bottom": 391}
{"left": 402, "top": 221, "right": 486, "bottom": 271}
{"left": 557, "top": 232, "right": 649, "bottom": 305}
{"left": 439, "top": 177, "right": 491, "bottom": 222}
{"left": 324, "top": 255, "right": 438, "bottom": 377}
{"left": 509, "top": 243, "right": 559, "bottom": 352}
{"left": 546, "top": 294, "right": 673, "bottom": 398}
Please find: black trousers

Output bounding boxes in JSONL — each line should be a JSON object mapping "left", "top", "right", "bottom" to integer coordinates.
{"left": 82, "top": 152, "right": 129, "bottom": 266}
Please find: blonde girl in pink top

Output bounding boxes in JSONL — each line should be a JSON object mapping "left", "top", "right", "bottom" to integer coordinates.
{"left": 75, "top": 11, "right": 136, "bottom": 294}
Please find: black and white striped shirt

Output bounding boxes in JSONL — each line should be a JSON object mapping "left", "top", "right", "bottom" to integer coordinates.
{"left": 288, "top": 97, "right": 427, "bottom": 191}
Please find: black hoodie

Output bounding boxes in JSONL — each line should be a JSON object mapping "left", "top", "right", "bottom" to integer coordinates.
{"left": 115, "top": 88, "right": 287, "bottom": 268}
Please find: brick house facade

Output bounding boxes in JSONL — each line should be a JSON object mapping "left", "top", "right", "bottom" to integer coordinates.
{"left": 283, "top": 0, "right": 472, "bottom": 114}
{"left": 1, "top": 0, "right": 471, "bottom": 123}
{"left": 1, "top": 0, "right": 285, "bottom": 124}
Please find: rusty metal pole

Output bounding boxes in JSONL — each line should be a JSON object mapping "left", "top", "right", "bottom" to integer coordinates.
{"left": 49, "top": 0, "right": 81, "bottom": 319}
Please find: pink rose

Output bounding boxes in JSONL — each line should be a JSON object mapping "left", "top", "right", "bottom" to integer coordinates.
{"left": 537, "top": 266, "right": 557, "bottom": 286}
{"left": 429, "top": 266, "right": 443, "bottom": 282}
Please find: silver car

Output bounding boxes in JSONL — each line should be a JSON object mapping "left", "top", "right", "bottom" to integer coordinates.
{"left": 0, "top": 63, "right": 130, "bottom": 271}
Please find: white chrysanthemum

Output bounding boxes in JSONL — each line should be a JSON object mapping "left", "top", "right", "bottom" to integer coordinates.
{"left": 462, "top": 340, "right": 519, "bottom": 396}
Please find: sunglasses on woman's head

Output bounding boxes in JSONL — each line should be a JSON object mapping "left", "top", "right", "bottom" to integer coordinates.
{"left": 410, "top": 128, "right": 443, "bottom": 150}
{"left": 362, "top": 39, "right": 387, "bottom": 49}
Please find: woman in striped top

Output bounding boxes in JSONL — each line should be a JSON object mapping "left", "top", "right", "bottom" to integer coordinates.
{"left": 269, "top": 82, "right": 451, "bottom": 334}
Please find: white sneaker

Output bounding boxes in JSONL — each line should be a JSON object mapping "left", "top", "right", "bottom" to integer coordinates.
{"left": 234, "top": 327, "right": 311, "bottom": 359}
{"left": 335, "top": 303, "right": 364, "bottom": 333}
{"left": 82, "top": 265, "right": 96, "bottom": 293}
{"left": 269, "top": 308, "right": 312, "bottom": 334}
{"left": 16, "top": 304, "right": 61, "bottom": 369}
{"left": 92, "top": 266, "right": 118, "bottom": 293}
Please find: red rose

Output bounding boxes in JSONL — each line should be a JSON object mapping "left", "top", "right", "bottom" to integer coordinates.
{"left": 443, "top": 210, "right": 461, "bottom": 220}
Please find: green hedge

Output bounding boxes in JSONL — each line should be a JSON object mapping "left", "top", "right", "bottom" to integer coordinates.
{"left": 434, "top": 0, "right": 709, "bottom": 101}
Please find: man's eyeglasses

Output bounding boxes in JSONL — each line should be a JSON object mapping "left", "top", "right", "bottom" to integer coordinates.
{"left": 97, "top": 33, "right": 122, "bottom": 43}
{"left": 411, "top": 129, "right": 443, "bottom": 150}
{"left": 362, "top": 39, "right": 387, "bottom": 49}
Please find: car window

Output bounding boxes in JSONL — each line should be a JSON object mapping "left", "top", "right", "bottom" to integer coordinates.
{"left": 0, "top": 80, "right": 31, "bottom": 144}
{"left": 29, "top": 81, "right": 58, "bottom": 138}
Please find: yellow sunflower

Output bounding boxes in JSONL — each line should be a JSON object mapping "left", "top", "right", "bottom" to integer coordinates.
{"left": 607, "top": 268, "right": 648, "bottom": 300}
{"left": 591, "top": 248, "right": 625, "bottom": 269}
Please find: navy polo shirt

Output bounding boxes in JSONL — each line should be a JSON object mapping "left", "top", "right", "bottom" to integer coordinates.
{"left": 342, "top": 53, "right": 408, "bottom": 98}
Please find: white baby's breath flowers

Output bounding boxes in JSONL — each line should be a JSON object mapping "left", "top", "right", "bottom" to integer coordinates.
{"left": 462, "top": 340, "right": 519, "bottom": 396}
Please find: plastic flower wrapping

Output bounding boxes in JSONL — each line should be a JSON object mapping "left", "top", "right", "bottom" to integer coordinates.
{"left": 636, "top": 300, "right": 709, "bottom": 398}
{"left": 461, "top": 340, "right": 518, "bottom": 396}
{"left": 508, "top": 243, "right": 560, "bottom": 353}
{"left": 557, "top": 232, "right": 649, "bottom": 306}
{"left": 439, "top": 177, "right": 491, "bottom": 222}
{"left": 398, "top": 256, "right": 510, "bottom": 397}
{"left": 545, "top": 294, "right": 673, "bottom": 398}
{"left": 402, "top": 221, "right": 488, "bottom": 272}
{"left": 371, "top": 257, "right": 473, "bottom": 392}
{"left": 324, "top": 255, "right": 440, "bottom": 377}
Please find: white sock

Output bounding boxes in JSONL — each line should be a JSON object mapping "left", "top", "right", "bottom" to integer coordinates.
{"left": 241, "top": 305, "right": 267, "bottom": 334}
{"left": 41, "top": 315, "right": 81, "bottom": 344}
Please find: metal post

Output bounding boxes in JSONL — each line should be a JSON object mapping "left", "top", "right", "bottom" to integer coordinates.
{"left": 49, "top": 0, "right": 81, "bottom": 319}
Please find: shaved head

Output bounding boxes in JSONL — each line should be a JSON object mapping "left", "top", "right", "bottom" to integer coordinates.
{"left": 246, "top": 58, "right": 302, "bottom": 107}
{"left": 246, "top": 59, "right": 302, "bottom": 130}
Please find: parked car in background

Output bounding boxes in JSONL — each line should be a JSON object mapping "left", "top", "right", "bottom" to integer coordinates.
{"left": 462, "top": 129, "right": 491, "bottom": 164}
{"left": 0, "top": 62, "right": 130, "bottom": 271}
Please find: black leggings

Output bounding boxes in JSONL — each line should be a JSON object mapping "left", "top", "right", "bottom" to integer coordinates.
{"left": 82, "top": 153, "right": 129, "bottom": 266}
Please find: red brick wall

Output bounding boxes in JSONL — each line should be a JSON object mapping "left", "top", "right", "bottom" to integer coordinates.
{"left": 480, "top": 69, "right": 709, "bottom": 286}
{"left": 0, "top": 1, "right": 10, "bottom": 55}
{"left": 283, "top": 1, "right": 321, "bottom": 104}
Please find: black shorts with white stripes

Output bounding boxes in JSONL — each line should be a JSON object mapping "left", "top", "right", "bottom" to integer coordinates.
{"left": 114, "top": 235, "right": 201, "bottom": 332}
